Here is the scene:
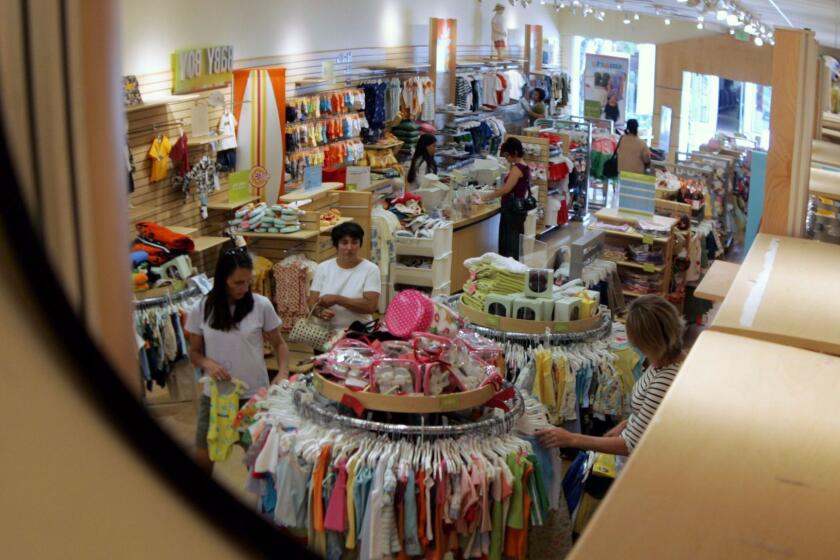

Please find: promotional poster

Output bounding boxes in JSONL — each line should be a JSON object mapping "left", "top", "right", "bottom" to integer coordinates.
{"left": 584, "top": 54, "right": 629, "bottom": 126}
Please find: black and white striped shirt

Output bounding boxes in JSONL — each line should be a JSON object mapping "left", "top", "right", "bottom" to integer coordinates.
{"left": 620, "top": 363, "right": 681, "bottom": 451}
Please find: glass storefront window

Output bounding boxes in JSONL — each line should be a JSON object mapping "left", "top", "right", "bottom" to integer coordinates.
{"left": 571, "top": 36, "right": 656, "bottom": 136}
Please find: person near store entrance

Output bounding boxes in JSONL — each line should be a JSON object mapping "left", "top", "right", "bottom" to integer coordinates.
{"left": 186, "top": 247, "right": 289, "bottom": 474}
{"left": 309, "top": 222, "right": 381, "bottom": 331}
{"left": 480, "top": 137, "right": 531, "bottom": 260}
{"left": 523, "top": 87, "right": 547, "bottom": 125}
{"left": 617, "top": 118, "right": 651, "bottom": 175}
{"left": 604, "top": 94, "right": 620, "bottom": 123}
{"left": 536, "top": 295, "right": 684, "bottom": 456}
{"left": 405, "top": 133, "right": 438, "bottom": 192}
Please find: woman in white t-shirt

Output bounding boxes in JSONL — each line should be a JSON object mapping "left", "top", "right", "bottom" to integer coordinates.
{"left": 186, "top": 247, "right": 289, "bottom": 474}
{"left": 309, "top": 222, "right": 381, "bottom": 331}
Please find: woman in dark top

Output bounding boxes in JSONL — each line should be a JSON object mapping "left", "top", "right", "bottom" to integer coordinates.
{"left": 604, "top": 94, "right": 620, "bottom": 123}
{"left": 481, "top": 137, "right": 531, "bottom": 259}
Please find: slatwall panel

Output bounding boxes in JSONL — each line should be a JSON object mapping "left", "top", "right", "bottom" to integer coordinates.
{"left": 128, "top": 43, "right": 525, "bottom": 274}
{"left": 127, "top": 84, "right": 233, "bottom": 275}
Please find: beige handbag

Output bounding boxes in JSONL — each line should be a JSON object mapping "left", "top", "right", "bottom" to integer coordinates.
{"left": 288, "top": 306, "right": 333, "bottom": 351}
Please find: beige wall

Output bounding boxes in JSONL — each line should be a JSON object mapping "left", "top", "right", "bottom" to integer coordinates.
{"left": 652, "top": 33, "right": 774, "bottom": 154}
{"left": 120, "top": 0, "right": 565, "bottom": 75}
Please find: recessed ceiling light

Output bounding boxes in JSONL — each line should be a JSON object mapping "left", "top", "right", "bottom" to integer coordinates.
{"left": 717, "top": 9, "right": 728, "bottom": 20}
{"left": 697, "top": 21, "right": 704, "bottom": 29}
{"left": 754, "top": 37, "right": 764, "bottom": 46}
{"left": 624, "top": 16, "right": 631, "bottom": 24}
{"left": 664, "top": 17, "right": 671, "bottom": 24}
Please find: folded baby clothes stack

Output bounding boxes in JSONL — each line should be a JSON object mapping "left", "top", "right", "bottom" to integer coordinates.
{"left": 461, "top": 258, "right": 527, "bottom": 312}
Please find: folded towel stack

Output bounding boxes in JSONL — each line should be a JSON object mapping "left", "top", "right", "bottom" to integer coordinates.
{"left": 231, "top": 203, "right": 306, "bottom": 234}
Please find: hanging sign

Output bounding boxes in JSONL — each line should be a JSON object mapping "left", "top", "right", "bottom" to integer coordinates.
{"left": 171, "top": 45, "right": 234, "bottom": 94}
{"left": 304, "top": 165, "right": 323, "bottom": 192}
{"left": 228, "top": 170, "right": 252, "bottom": 204}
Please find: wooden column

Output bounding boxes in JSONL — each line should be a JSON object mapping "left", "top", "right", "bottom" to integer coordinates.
{"left": 428, "top": 18, "right": 458, "bottom": 106}
{"left": 524, "top": 25, "right": 532, "bottom": 72}
{"left": 524, "top": 24, "right": 543, "bottom": 74}
{"left": 762, "top": 27, "right": 818, "bottom": 237}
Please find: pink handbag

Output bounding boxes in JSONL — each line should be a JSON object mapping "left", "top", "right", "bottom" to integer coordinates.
{"left": 384, "top": 290, "right": 435, "bottom": 339}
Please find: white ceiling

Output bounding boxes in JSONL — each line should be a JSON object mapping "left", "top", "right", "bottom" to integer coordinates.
{"left": 553, "top": 0, "right": 840, "bottom": 47}
{"left": 740, "top": 0, "right": 839, "bottom": 47}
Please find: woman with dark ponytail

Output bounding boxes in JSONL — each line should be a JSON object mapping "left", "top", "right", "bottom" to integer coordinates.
{"left": 406, "top": 133, "right": 438, "bottom": 192}
{"left": 185, "top": 246, "right": 289, "bottom": 473}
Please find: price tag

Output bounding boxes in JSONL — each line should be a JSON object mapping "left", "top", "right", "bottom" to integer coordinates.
{"left": 190, "top": 273, "right": 212, "bottom": 295}
{"left": 440, "top": 394, "right": 461, "bottom": 410}
{"left": 485, "top": 315, "right": 501, "bottom": 328}
{"left": 642, "top": 235, "right": 654, "bottom": 245}
{"left": 643, "top": 263, "right": 656, "bottom": 273}
{"left": 553, "top": 322, "right": 569, "bottom": 333}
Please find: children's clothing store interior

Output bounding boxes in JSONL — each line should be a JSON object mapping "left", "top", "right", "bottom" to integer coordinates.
{"left": 3, "top": 0, "right": 840, "bottom": 557}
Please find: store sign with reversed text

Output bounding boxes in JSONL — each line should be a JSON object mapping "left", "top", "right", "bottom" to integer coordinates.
{"left": 171, "top": 45, "right": 233, "bottom": 94}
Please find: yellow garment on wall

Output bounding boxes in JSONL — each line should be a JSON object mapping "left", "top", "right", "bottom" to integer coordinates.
{"left": 148, "top": 135, "right": 172, "bottom": 182}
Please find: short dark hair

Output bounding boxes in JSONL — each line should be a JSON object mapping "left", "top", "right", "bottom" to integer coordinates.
{"left": 500, "top": 137, "right": 524, "bottom": 158}
{"left": 626, "top": 119, "right": 639, "bottom": 135}
{"left": 331, "top": 221, "right": 365, "bottom": 247}
{"left": 533, "top": 87, "right": 546, "bottom": 101}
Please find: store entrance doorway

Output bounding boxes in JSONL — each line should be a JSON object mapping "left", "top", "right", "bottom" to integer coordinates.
{"left": 678, "top": 72, "right": 772, "bottom": 153}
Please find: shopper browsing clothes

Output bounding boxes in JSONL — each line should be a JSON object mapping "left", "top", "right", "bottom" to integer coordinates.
{"left": 523, "top": 87, "right": 547, "bottom": 125}
{"left": 405, "top": 133, "right": 438, "bottom": 192}
{"left": 537, "top": 295, "right": 684, "bottom": 455}
{"left": 186, "top": 247, "right": 289, "bottom": 474}
{"left": 480, "top": 137, "right": 532, "bottom": 260}
{"left": 309, "top": 222, "right": 381, "bottom": 331}
{"left": 617, "top": 118, "right": 651, "bottom": 175}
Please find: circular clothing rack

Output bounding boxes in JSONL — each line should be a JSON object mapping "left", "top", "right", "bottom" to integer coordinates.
{"left": 293, "top": 379, "right": 525, "bottom": 439}
{"left": 442, "top": 295, "right": 613, "bottom": 344}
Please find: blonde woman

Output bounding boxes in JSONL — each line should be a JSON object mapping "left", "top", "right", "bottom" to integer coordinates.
{"left": 537, "top": 295, "right": 684, "bottom": 455}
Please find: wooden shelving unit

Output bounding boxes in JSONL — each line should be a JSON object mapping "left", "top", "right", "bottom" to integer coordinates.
{"left": 166, "top": 226, "right": 198, "bottom": 236}
{"left": 187, "top": 134, "right": 233, "bottom": 147}
{"left": 191, "top": 236, "right": 229, "bottom": 253}
{"left": 247, "top": 183, "right": 373, "bottom": 264}
{"left": 206, "top": 196, "right": 260, "bottom": 211}
{"left": 124, "top": 93, "right": 200, "bottom": 113}
{"left": 590, "top": 208, "right": 678, "bottom": 299}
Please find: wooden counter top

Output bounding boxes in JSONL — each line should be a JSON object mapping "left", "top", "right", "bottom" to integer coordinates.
{"left": 711, "top": 233, "right": 840, "bottom": 355}
{"left": 570, "top": 330, "right": 840, "bottom": 559}
{"left": 451, "top": 205, "right": 500, "bottom": 230}
{"left": 811, "top": 139, "right": 840, "bottom": 167}
{"left": 809, "top": 167, "right": 840, "bottom": 201}
{"left": 594, "top": 207, "right": 678, "bottom": 230}
{"left": 694, "top": 260, "right": 740, "bottom": 302}
{"left": 278, "top": 182, "right": 344, "bottom": 203}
